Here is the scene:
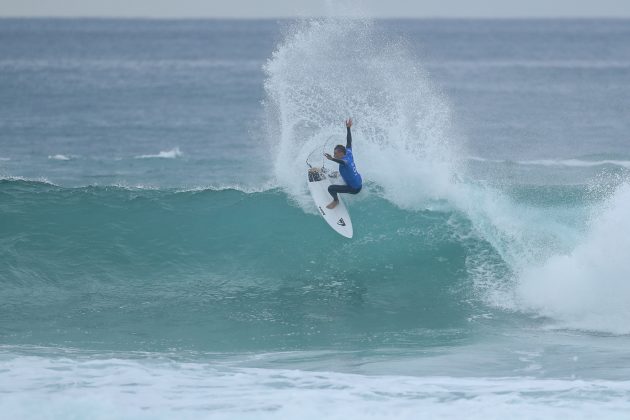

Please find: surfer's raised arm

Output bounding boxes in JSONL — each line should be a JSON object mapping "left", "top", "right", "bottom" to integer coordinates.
{"left": 324, "top": 118, "right": 354, "bottom": 164}
{"left": 322, "top": 117, "right": 362, "bottom": 210}
{"left": 346, "top": 118, "right": 353, "bottom": 149}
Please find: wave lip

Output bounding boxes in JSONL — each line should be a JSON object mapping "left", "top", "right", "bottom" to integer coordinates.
{"left": 174, "top": 182, "right": 279, "bottom": 194}
{"left": 135, "top": 147, "right": 183, "bottom": 159}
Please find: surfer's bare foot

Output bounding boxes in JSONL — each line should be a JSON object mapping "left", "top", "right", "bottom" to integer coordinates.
{"left": 326, "top": 200, "right": 339, "bottom": 209}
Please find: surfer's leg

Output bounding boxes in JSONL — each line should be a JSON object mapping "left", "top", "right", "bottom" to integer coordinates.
{"left": 328, "top": 184, "right": 353, "bottom": 199}
{"left": 328, "top": 185, "right": 340, "bottom": 200}
{"left": 327, "top": 185, "right": 344, "bottom": 208}
{"left": 327, "top": 185, "right": 353, "bottom": 208}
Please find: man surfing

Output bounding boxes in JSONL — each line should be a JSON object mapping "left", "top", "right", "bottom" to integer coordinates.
{"left": 324, "top": 118, "right": 363, "bottom": 209}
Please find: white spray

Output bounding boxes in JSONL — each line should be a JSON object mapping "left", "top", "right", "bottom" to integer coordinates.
{"left": 264, "top": 18, "right": 460, "bottom": 209}
{"left": 263, "top": 16, "right": 630, "bottom": 334}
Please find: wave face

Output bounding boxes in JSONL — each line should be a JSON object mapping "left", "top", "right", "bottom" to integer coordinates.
{"left": 3, "top": 176, "right": 630, "bottom": 356}
{"left": 0, "top": 179, "right": 491, "bottom": 352}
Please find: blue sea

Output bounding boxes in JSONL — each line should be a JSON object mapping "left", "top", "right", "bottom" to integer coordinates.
{"left": 2, "top": 17, "right": 630, "bottom": 419}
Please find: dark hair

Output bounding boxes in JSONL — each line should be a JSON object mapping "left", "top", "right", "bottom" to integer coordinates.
{"left": 334, "top": 145, "right": 346, "bottom": 154}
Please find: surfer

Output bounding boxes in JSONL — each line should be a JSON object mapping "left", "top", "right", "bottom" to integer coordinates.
{"left": 324, "top": 118, "right": 363, "bottom": 209}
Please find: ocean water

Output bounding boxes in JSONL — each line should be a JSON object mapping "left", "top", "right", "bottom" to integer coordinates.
{"left": 2, "top": 17, "right": 630, "bottom": 419}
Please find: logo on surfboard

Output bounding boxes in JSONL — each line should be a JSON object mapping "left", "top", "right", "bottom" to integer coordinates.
{"left": 337, "top": 218, "right": 346, "bottom": 226}
{"left": 318, "top": 206, "right": 326, "bottom": 216}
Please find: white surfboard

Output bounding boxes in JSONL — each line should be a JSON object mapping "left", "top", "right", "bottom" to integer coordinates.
{"left": 307, "top": 167, "right": 353, "bottom": 238}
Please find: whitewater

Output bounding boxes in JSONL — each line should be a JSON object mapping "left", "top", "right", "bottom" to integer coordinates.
{"left": 1, "top": 17, "right": 630, "bottom": 419}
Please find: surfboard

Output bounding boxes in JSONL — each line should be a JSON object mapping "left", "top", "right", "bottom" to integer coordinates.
{"left": 307, "top": 167, "right": 353, "bottom": 238}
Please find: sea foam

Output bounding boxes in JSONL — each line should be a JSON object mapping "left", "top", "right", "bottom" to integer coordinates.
{"left": 136, "top": 147, "right": 183, "bottom": 159}
{"left": 2, "top": 351, "right": 630, "bottom": 420}
{"left": 48, "top": 154, "right": 72, "bottom": 161}
{"left": 516, "top": 183, "right": 630, "bottom": 334}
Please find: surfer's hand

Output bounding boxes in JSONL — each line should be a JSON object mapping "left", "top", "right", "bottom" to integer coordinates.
{"left": 345, "top": 118, "right": 353, "bottom": 128}
{"left": 324, "top": 153, "right": 332, "bottom": 160}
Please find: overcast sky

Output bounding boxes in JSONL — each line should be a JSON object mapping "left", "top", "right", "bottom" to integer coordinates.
{"left": 2, "top": 0, "right": 630, "bottom": 18}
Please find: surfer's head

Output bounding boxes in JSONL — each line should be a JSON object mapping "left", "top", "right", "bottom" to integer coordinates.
{"left": 334, "top": 145, "right": 346, "bottom": 158}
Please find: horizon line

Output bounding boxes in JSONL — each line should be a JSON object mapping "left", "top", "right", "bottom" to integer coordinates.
{"left": 1, "top": 15, "right": 629, "bottom": 20}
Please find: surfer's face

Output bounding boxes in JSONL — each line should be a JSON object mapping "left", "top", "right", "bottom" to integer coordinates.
{"left": 334, "top": 149, "right": 345, "bottom": 159}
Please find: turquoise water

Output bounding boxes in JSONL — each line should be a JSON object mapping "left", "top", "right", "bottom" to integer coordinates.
{"left": 2, "top": 17, "right": 630, "bottom": 419}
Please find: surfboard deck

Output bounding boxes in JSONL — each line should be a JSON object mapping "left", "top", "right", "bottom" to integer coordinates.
{"left": 307, "top": 167, "right": 353, "bottom": 238}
